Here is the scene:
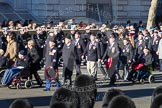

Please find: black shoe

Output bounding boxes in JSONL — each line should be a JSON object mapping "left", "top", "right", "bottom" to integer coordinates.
{"left": 39, "top": 82, "right": 43, "bottom": 87}
{"left": 43, "top": 88, "right": 50, "bottom": 91}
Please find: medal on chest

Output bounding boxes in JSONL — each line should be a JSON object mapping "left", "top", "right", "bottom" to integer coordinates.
{"left": 112, "top": 47, "right": 115, "bottom": 53}
{"left": 93, "top": 45, "right": 96, "bottom": 50}
{"left": 77, "top": 43, "right": 81, "bottom": 48}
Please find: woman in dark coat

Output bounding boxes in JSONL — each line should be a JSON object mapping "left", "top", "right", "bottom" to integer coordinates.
{"left": 27, "top": 40, "right": 43, "bottom": 87}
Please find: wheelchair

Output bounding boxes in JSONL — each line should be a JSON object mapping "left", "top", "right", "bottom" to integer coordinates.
{"left": 9, "top": 68, "right": 33, "bottom": 89}
{"left": 0, "top": 67, "right": 6, "bottom": 81}
{"left": 127, "top": 63, "right": 155, "bottom": 84}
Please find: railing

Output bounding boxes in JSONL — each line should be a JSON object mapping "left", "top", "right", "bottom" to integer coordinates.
{"left": 0, "top": 29, "right": 102, "bottom": 35}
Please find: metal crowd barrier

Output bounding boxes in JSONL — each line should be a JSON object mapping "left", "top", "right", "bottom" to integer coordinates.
{"left": 0, "top": 29, "right": 101, "bottom": 35}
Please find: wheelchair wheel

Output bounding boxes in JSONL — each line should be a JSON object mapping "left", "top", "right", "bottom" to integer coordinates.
{"left": 12, "top": 81, "right": 17, "bottom": 87}
{"left": 140, "top": 79, "right": 145, "bottom": 84}
{"left": 149, "top": 75, "right": 155, "bottom": 84}
{"left": 0, "top": 69, "right": 5, "bottom": 77}
{"left": 17, "top": 83, "right": 22, "bottom": 89}
{"left": 25, "top": 80, "right": 32, "bottom": 88}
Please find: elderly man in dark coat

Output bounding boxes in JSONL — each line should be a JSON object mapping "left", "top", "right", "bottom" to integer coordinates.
{"left": 73, "top": 31, "right": 86, "bottom": 77}
{"left": 62, "top": 34, "right": 75, "bottom": 85}
{"left": 102, "top": 34, "right": 119, "bottom": 86}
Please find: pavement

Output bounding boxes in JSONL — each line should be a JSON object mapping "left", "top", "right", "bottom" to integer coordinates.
{"left": 0, "top": 66, "right": 162, "bottom": 108}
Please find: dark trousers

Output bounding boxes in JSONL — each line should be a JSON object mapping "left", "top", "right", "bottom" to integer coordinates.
{"left": 152, "top": 53, "right": 159, "bottom": 70}
{"left": 122, "top": 63, "right": 129, "bottom": 80}
{"left": 109, "top": 73, "right": 116, "bottom": 85}
{"left": 106, "top": 68, "right": 116, "bottom": 85}
{"left": 160, "top": 59, "right": 162, "bottom": 71}
{"left": 30, "top": 71, "right": 43, "bottom": 85}
{"left": 74, "top": 61, "right": 81, "bottom": 77}
{"left": 62, "top": 67, "right": 72, "bottom": 85}
{"left": 98, "top": 62, "right": 107, "bottom": 77}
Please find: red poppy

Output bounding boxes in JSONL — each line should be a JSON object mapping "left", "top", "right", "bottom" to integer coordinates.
{"left": 133, "top": 63, "right": 144, "bottom": 70}
{"left": 105, "top": 57, "right": 112, "bottom": 69}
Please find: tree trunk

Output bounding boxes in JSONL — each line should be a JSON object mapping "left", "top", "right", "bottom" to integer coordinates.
{"left": 146, "top": 0, "right": 158, "bottom": 30}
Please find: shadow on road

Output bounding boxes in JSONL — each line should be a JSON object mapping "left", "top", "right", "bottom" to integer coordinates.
{"left": 0, "top": 96, "right": 51, "bottom": 108}
{"left": 124, "top": 88, "right": 154, "bottom": 98}
{"left": 95, "top": 88, "right": 154, "bottom": 102}
{"left": 0, "top": 88, "right": 155, "bottom": 108}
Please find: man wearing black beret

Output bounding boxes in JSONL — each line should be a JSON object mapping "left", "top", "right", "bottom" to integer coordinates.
{"left": 62, "top": 34, "right": 75, "bottom": 85}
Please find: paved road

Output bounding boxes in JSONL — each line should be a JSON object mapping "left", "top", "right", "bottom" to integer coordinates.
{"left": 0, "top": 66, "right": 162, "bottom": 108}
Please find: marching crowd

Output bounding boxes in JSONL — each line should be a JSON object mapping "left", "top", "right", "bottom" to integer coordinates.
{"left": 0, "top": 19, "right": 162, "bottom": 108}
{"left": 0, "top": 19, "right": 162, "bottom": 90}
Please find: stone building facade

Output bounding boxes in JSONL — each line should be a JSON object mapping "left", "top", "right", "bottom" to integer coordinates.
{"left": 0, "top": 0, "right": 161, "bottom": 24}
